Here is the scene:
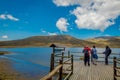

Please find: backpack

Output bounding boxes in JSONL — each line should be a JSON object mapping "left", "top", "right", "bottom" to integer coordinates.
{"left": 84, "top": 49, "right": 89, "bottom": 56}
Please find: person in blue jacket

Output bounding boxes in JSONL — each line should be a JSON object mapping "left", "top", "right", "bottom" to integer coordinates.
{"left": 91, "top": 45, "right": 98, "bottom": 65}
{"left": 103, "top": 46, "right": 112, "bottom": 65}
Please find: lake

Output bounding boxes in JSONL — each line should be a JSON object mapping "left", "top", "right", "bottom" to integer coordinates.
{"left": 0, "top": 47, "right": 120, "bottom": 80}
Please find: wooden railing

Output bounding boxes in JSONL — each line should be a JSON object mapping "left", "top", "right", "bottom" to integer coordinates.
{"left": 113, "top": 57, "right": 120, "bottom": 80}
{"left": 41, "top": 60, "right": 63, "bottom": 80}
{"left": 41, "top": 50, "right": 73, "bottom": 80}
{"left": 69, "top": 51, "right": 120, "bottom": 63}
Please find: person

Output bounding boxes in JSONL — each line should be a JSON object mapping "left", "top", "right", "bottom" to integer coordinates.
{"left": 103, "top": 46, "right": 112, "bottom": 65}
{"left": 91, "top": 46, "right": 98, "bottom": 65}
{"left": 83, "top": 46, "right": 91, "bottom": 66}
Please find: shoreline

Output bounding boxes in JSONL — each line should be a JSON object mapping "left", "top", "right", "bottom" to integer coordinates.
{"left": 0, "top": 51, "right": 11, "bottom": 55}
{"left": 0, "top": 45, "right": 120, "bottom": 48}
{"left": 0, "top": 57, "right": 49, "bottom": 80}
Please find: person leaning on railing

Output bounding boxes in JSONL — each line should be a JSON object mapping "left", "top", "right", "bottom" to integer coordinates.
{"left": 103, "top": 46, "right": 112, "bottom": 65}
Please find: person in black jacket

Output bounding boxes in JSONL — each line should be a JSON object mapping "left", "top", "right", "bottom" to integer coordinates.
{"left": 103, "top": 46, "right": 112, "bottom": 65}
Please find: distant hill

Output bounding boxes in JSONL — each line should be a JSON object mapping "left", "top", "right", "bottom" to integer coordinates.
{"left": 0, "top": 35, "right": 120, "bottom": 48}
{"left": 0, "top": 35, "right": 98, "bottom": 48}
{"left": 86, "top": 36, "right": 120, "bottom": 48}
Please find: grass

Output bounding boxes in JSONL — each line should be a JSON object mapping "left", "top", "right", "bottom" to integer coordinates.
{"left": 0, "top": 51, "right": 10, "bottom": 55}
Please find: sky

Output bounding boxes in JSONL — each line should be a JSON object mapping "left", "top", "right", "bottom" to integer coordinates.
{"left": 0, "top": 0, "right": 120, "bottom": 41}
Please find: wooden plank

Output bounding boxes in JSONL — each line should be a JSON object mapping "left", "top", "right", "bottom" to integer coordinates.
{"left": 69, "top": 61, "right": 113, "bottom": 80}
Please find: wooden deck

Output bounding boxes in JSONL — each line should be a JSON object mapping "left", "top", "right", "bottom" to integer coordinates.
{"left": 69, "top": 61, "right": 114, "bottom": 80}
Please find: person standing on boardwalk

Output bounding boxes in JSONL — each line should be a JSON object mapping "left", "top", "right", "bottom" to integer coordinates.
{"left": 91, "top": 46, "right": 98, "bottom": 65}
{"left": 83, "top": 46, "right": 91, "bottom": 66}
{"left": 103, "top": 46, "right": 112, "bottom": 65}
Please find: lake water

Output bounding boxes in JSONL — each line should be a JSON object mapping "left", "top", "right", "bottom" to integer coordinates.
{"left": 0, "top": 47, "right": 120, "bottom": 80}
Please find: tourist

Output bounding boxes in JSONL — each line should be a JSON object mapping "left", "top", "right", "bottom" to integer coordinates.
{"left": 91, "top": 45, "right": 98, "bottom": 65}
{"left": 103, "top": 46, "right": 112, "bottom": 65}
{"left": 83, "top": 46, "right": 91, "bottom": 66}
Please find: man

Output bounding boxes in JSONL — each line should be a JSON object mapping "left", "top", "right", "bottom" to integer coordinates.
{"left": 103, "top": 46, "right": 112, "bottom": 65}
{"left": 83, "top": 46, "right": 91, "bottom": 66}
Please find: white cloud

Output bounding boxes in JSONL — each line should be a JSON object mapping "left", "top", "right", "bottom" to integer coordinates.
{"left": 0, "top": 14, "right": 19, "bottom": 21}
{"left": 53, "top": 0, "right": 93, "bottom": 7}
{"left": 41, "top": 29, "right": 47, "bottom": 33}
{"left": 2, "top": 35, "right": 8, "bottom": 39}
{"left": 6, "top": 14, "right": 19, "bottom": 21}
{"left": 0, "top": 14, "right": 6, "bottom": 19}
{"left": 42, "top": 30, "right": 46, "bottom": 33}
{"left": 48, "top": 32, "right": 57, "bottom": 35}
{"left": 56, "top": 17, "right": 69, "bottom": 32}
{"left": 53, "top": 0, "right": 120, "bottom": 31}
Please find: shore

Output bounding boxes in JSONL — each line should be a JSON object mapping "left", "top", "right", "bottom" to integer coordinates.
{"left": 0, "top": 51, "right": 11, "bottom": 55}
{"left": 0, "top": 57, "right": 49, "bottom": 80}
{"left": 0, "top": 58, "right": 35, "bottom": 80}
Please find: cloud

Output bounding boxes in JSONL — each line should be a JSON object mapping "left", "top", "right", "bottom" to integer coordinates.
{"left": 6, "top": 14, "right": 19, "bottom": 21}
{"left": 0, "top": 14, "right": 6, "bottom": 19}
{"left": 53, "top": 0, "right": 120, "bottom": 31}
{"left": 2, "top": 35, "right": 8, "bottom": 39}
{"left": 56, "top": 17, "right": 69, "bottom": 32}
{"left": 48, "top": 32, "right": 57, "bottom": 35}
{"left": 0, "top": 14, "right": 19, "bottom": 21}
{"left": 42, "top": 30, "right": 46, "bottom": 33}
{"left": 41, "top": 29, "right": 47, "bottom": 33}
{"left": 53, "top": 0, "right": 93, "bottom": 7}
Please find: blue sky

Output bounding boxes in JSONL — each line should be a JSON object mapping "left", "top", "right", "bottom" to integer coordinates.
{"left": 0, "top": 0, "right": 120, "bottom": 41}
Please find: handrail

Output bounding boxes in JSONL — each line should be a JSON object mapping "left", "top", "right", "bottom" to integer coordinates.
{"left": 63, "top": 58, "right": 72, "bottom": 64}
{"left": 40, "top": 60, "right": 62, "bottom": 80}
{"left": 55, "top": 55, "right": 71, "bottom": 58}
{"left": 113, "top": 57, "right": 120, "bottom": 80}
{"left": 41, "top": 51, "right": 73, "bottom": 80}
{"left": 70, "top": 51, "right": 120, "bottom": 56}
{"left": 64, "top": 71, "right": 72, "bottom": 80}
{"left": 114, "top": 60, "right": 120, "bottom": 64}
{"left": 40, "top": 65, "right": 62, "bottom": 80}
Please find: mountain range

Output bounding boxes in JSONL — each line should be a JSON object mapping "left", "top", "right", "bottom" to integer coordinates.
{"left": 0, "top": 35, "right": 120, "bottom": 48}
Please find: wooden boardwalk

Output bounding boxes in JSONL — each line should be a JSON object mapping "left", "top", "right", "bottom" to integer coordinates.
{"left": 69, "top": 61, "right": 113, "bottom": 80}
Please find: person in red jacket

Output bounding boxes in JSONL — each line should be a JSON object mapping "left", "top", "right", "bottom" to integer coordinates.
{"left": 83, "top": 46, "right": 91, "bottom": 66}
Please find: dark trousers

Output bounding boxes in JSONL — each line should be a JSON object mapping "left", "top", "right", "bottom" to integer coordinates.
{"left": 105, "top": 55, "right": 109, "bottom": 65}
{"left": 84, "top": 55, "right": 90, "bottom": 66}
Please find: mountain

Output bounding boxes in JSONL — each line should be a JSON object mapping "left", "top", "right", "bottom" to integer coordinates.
{"left": 0, "top": 35, "right": 120, "bottom": 48}
{"left": 0, "top": 35, "right": 98, "bottom": 48}
{"left": 86, "top": 36, "right": 120, "bottom": 48}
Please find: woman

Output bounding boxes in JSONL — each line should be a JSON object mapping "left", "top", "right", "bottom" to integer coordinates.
{"left": 91, "top": 46, "right": 98, "bottom": 65}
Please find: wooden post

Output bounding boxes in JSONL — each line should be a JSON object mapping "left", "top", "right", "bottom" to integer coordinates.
{"left": 59, "top": 60, "right": 63, "bottom": 80}
{"left": 63, "top": 47, "right": 65, "bottom": 51}
{"left": 49, "top": 53, "right": 54, "bottom": 80}
{"left": 62, "top": 52, "right": 64, "bottom": 62}
{"left": 114, "top": 57, "right": 117, "bottom": 80}
{"left": 68, "top": 51, "right": 70, "bottom": 58}
{"left": 71, "top": 55, "right": 73, "bottom": 74}
{"left": 53, "top": 47, "right": 55, "bottom": 54}
{"left": 50, "top": 54, "right": 54, "bottom": 72}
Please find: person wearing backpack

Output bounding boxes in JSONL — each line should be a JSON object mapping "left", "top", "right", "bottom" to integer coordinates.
{"left": 83, "top": 46, "right": 91, "bottom": 66}
{"left": 103, "top": 46, "right": 112, "bottom": 65}
{"left": 91, "top": 45, "right": 98, "bottom": 65}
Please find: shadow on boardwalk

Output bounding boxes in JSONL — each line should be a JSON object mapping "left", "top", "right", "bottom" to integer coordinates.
{"left": 69, "top": 61, "right": 113, "bottom": 80}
